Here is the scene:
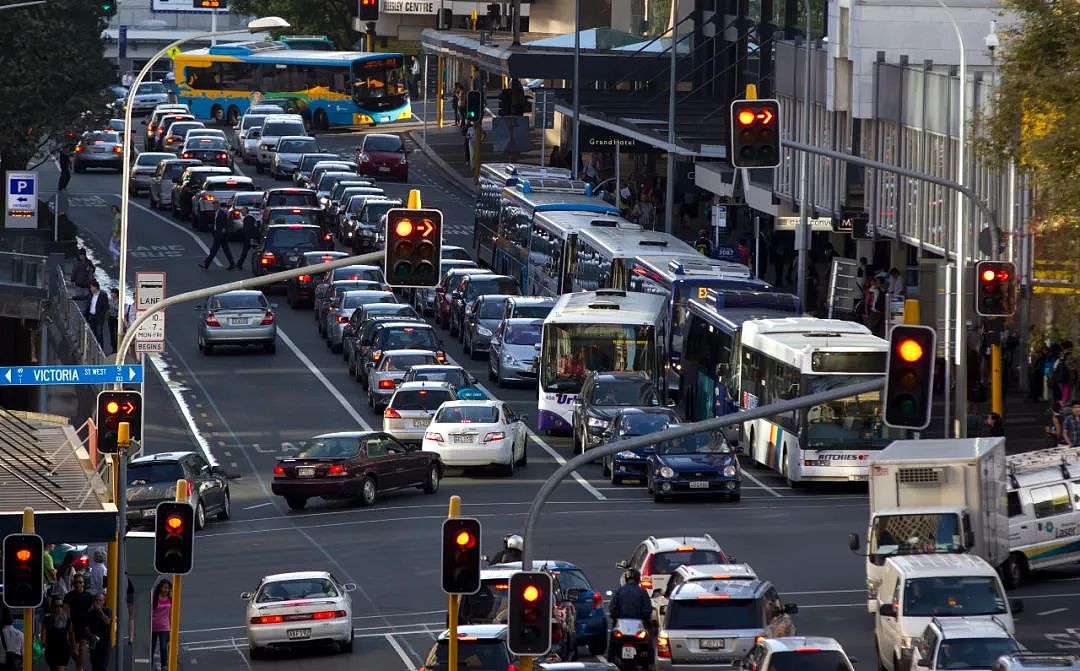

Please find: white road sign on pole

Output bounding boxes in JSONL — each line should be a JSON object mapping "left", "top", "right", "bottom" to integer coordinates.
{"left": 135, "top": 272, "right": 166, "bottom": 353}
{"left": 5, "top": 170, "right": 38, "bottom": 229}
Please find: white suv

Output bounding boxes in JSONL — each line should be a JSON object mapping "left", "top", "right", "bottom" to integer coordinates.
{"left": 910, "top": 617, "right": 1021, "bottom": 671}
{"left": 616, "top": 534, "right": 733, "bottom": 597}
{"left": 256, "top": 114, "right": 307, "bottom": 173}
{"left": 742, "top": 637, "right": 856, "bottom": 671}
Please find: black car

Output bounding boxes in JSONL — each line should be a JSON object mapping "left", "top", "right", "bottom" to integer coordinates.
{"left": 261, "top": 188, "right": 321, "bottom": 226}
{"left": 347, "top": 198, "right": 401, "bottom": 253}
{"left": 646, "top": 431, "right": 742, "bottom": 502}
{"left": 126, "top": 451, "right": 231, "bottom": 530}
{"left": 600, "top": 407, "right": 681, "bottom": 484}
{"left": 261, "top": 206, "right": 331, "bottom": 247}
{"left": 356, "top": 321, "right": 445, "bottom": 388}
{"left": 449, "top": 274, "right": 520, "bottom": 337}
{"left": 342, "top": 304, "right": 419, "bottom": 371}
{"left": 346, "top": 314, "right": 411, "bottom": 379}
{"left": 172, "top": 166, "right": 231, "bottom": 220}
{"left": 286, "top": 250, "right": 348, "bottom": 308}
{"left": 293, "top": 153, "right": 339, "bottom": 187}
{"left": 180, "top": 136, "right": 232, "bottom": 167}
{"left": 253, "top": 224, "right": 322, "bottom": 277}
{"left": 571, "top": 371, "right": 664, "bottom": 456}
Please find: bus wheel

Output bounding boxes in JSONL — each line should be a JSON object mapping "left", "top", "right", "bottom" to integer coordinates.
{"left": 313, "top": 109, "right": 329, "bottom": 131}
{"left": 226, "top": 106, "right": 240, "bottom": 126}
{"left": 211, "top": 104, "right": 224, "bottom": 123}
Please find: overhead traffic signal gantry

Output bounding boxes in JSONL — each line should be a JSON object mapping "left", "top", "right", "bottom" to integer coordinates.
{"left": 729, "top": 98, "right": 781, "bottom": 168}
{"left": 96, "top": 390, "right": 143, "bottom": 454}
{"left": 384, "top": 207, "right": 442, "bottom": 289}
{"left": 507, "top": 571, "right": 553, "bottom": 656}
{"left": 441, "top": 518, "right": 482, "bottom": 594}
{"left": 883, "top": 324, "right": 936, "bottom": 431}
{"left": 154, "top": 501, "right": 195, "bottom": 575}
{"left": 2, "top": 533, "right": 44, "bottom": 609}
{"left": 974, "top": 260, "right": 1017, "bottom": 317}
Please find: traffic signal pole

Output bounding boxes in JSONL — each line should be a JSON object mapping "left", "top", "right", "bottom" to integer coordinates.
{"left": 115, "top": 422, "right": 131, "bottom": 671}
{"left": 992, "top": 344, "right": 1003, "bottom": 417}
{"left": 447, "top": 495, "right": 461, "bottom": 671}
{"left": 167, "top": 479, "right": 187, "bottom": 671}
{"left": 21, "top": 507, "right": 34, "bottom": 671}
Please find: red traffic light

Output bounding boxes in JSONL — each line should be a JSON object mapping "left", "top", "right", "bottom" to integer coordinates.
{"left": 981, "top": 268, "right": 996, "bottom": 282}
{"left": 165, "top": 514, "right": 184, "bottom": 533}
{"left": 15, "top": 548, "right": 31, "bottom": 562}
{"left": 737, "top": 109, "right": 756, "bottom": 126}
{"left": 896, "top": 338, "right": 924, "bottom": 363}
{"left": 522, "top": 584, "right": 540, "bottom": 602}
{"left": 455, "top": 530, "right": 476, "bottom": 549}
{"left": 974, "top": 261, "right": 1017, "bottom": 317}
{"left": 394, "top": 219, "right": 414, "bottom": 237}
{"left": 106, "top": 400, "right": 120, "bottom": 414}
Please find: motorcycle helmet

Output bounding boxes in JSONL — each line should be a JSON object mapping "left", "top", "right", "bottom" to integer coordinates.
{"left": 506, "top": 534, "right": 524, "bottom": 551}
{"left": 623, "top": 568, "right": 641, "bottom": 584}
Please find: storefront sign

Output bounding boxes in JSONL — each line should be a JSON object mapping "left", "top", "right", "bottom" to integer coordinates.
{"left": 382, "top": 0, "right": 436, "bottom": 13}
{"left": 578, "top": 127, "right": 651, "bottom": 153}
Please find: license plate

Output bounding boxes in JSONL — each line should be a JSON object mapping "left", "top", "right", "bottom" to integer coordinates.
{"left": 452, "top": 435, "right": 473, "bottom": 444}
{"left": 297, "top": 467, "right": 315, "bottom": 478}
{"left": 378, "top": 166, "right": 390, "bottom": 173}
{"left": 92, "top": 147, "right": 107, "bottom": 153}
{"left": 286, "top": 629, "right": 311, "bottom": 640}
{"left": 229, "top": 318, "right": 246, "bottom": 325}
{"left": 286, "top": 255, "right": 299, "bottom": 263}
{"left": 142, "top": 509, "right": 155, "bottom": 518}
{"left": 622, "top": 646, "right": 637, "bottom": 659}
{"left": 689, "top": 481, "right": 709, "bottom": 489}
{"left": 700, "top": 639, "right": 725, "bottom": 649}
{"left": 412, "top": 419, "right": 428, "bottom": 428}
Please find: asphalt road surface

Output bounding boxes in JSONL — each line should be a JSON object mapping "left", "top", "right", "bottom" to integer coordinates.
{"left": 41, "top": 118, "right": 1080, "bottom": 671}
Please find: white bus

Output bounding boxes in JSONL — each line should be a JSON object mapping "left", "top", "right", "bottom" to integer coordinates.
{"left": 568, "top": 225, "right": 702, "bottom": 294}
{"left": 537, "top": 290, "right": 667, "bottom": 435}
{"left": 527, "top": 211, "right": 640, "bottom": 298}
{"left": 737, "top": 318, "right": 900, "bottom": 484}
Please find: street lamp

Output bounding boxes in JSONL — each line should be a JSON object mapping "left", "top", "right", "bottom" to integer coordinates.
{"left": 115, "top": 16, "right": 290, "bottom": 352}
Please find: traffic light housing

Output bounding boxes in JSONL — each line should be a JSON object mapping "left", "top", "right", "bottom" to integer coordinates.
{"left": 884, "top": 325, "right": 936, "bottom": 431}
{"left": 508, "top": 571, "right": 552, "bottom": 656}
{"left": 441, "top": 518, "right": 481, "bottom": 594}
{"left": 487, "top": 3, "right": 501, "bottom": 29}
{"left": 101, "top": 0, "right": 117, "bottom": 16}
{"left": 96, "top": 390, "right": 143, "bottom": 454}
{"left": 385, "top": 207, "right": 442, "bottom": 289}
{"left": 975, "top": 261, "right": 1016, "bottom": 317}
{"left": 2, "top": 533, "right": 44, "bottom": 609}
{"left": 154, "top": 501, "right": 195, "bottom": 575}
{"left": 465, "top": 90, "right": 483, "bottom": 123}
{"left": 730, "top": 98, "right": 780, "bottom": 168}
{"left": 358, "top": 0, "right": 379, "bottom": 22}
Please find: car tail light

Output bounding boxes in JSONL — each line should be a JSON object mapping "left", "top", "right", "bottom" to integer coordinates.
{"left": 592, "top": 592, "right": 603, "bottom": 611}
{"left": 507, "top": 666, "right": 517, "bottom": 671}
{"left": 205, "top": 312, "right": 220, "bottom": 327}
{"left": 75, "top": 145, "right": 84, "bottom": 153}
{"left": 202, "top": 194, "right": 215, "bottom": 201}
{"left": 312, "top": 610, "right": 346, "bottom": 620}
{"left": 324, "top": 233, "right": 332, "bottom": 241}
{"left": 166, "top": 137, "right": 175, "bottom": 144}
{"left": 260, "top": 252, "right": 276, "bottom": 266}
{"left": 425, "top": 432, "right": 443, "bottom": 442}
{"left": 436, "top": 351, "right": 447, "bottom": 363}
{"left": 639, "top": 577, "right": 653, "bottom": 590}
{"left": 181, "top": 152, "right": 191, "bottom": 159}
{"left": 378, "top": 379, "right": 395, "bottom": 389}
{"left": 233, "top": 211, "right": 242, "bottom": 220}
{"left": 251, "top": 615, "right": 283, "bottom": 625}
{"left": 273, "top": 465, "right": 285, "bottom": 476}
{"left": 657, "top": 637, "right": 671, "bottom": 658}
{"left": 260, "top": 311, "right": 275, "bottom": 325}
{"left": 383, "top": 407, "right": 401, "bottom": 419}
{"left": 326, "top": 464, "right": 346, "bottom": 476}
{"left": 219, "top": 152, "right": 228, "bottom": 160}
{"left": 297, "top": 275, "right": 311, "bottom": 283}
{"left": 482, "top": 432, "right": 505, "bottom": 443}
{"left": 148, "top": 124, "right": 155, "bottom": 131}
{"left": 113, "top": 146, "right": 122, "bottom": 154}
{"left": 336, "top": 315, "right": 348, "bottom": 324}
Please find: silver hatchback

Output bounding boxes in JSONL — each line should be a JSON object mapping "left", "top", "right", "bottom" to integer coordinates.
{"left": 381, "top": 380, "right": 456, "bottom": 443}
{"left": 196, "top": 290, "right": 277, "bottom": 355}
{"left": 368, "top": 351, "right": 442, "bottom": 411}
{"left": 325, "top": 289, "right": 397, "bottom": 353}
{"left": 487, "top": 318, "right": 543, "bottom": 386}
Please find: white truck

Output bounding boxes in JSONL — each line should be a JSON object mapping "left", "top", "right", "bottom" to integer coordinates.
{"left": 848, "top": 437, "right": 1013, "bottom": 612}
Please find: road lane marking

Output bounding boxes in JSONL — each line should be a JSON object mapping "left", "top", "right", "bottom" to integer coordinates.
{"left": 1040, "top": 608, "right": 1068, "bottom": 616}
{"left": 386, "top": 633, "right": 418, "bottom": 670}
{"left": 243, "top": 502, "right": 272, "bottom": 510}
{"left": 125, "top": 199, "right": 226, "bottom": 267}
{"left": 181, "top": 611, "right": 448, "bottom": 635}
{"left": 784, "top": 588, "right": 863, "bottom": 595}
{"left": 739, "top": 469, "right": 782, "bottom": 497}
{"left": 277, "top": 330, "right": 372, "bottom": 430}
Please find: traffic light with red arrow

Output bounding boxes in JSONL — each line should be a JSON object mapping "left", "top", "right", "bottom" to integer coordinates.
{"left": 96, "top": 390, "right": 143, "bottom": 453}
{"left": 730, "top": 99, "right": 781, "bottom": 168}
{"left": 384, "top": 207, "right": 443, "bottom": 289}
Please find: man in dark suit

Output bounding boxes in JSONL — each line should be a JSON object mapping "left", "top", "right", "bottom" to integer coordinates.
{"left": 200, "top": 201, "right": 237, "bottom": 269}
{"left": 85, "top": 279, "right": 109, "bottom": 348}
{"left": 233, "top": 207, "right": 260, "bottom": 271}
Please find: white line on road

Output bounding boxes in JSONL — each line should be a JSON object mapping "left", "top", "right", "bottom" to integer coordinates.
{"left": 277, "top": 330, "right": 372, "bottom": 430}
{"left": 181, "top": 610, "right": 447, "bottom": 635}
{"left": 126, "top": 199, "right": 225, "bottom": 267}
{"left": 739, "top": 469, "right": 783, "bottom": 497}
{"left": 1039, "top": 607, "right": 1068, "bottom": 616}
{"left": 386, "top": 633, "right": 418, "bottom": 670}
{"left": 784, "top": 588, "right": 863, "bottom": 595}
{"left": 242, "top": 502, "right": 273, "bottom": 510}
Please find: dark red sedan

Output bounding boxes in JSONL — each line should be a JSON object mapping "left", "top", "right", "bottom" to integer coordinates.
{"left": 354, "top": 133, "right": 408, "bottom": 181}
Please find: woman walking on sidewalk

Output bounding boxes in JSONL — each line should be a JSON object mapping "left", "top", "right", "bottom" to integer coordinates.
{"left": 42, "top": 597, "right": 75, "bottom": 671}
{"left": 151, "top": 579, "right": 172, "bottom": 671}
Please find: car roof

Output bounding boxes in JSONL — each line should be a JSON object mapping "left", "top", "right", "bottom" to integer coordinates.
{"left": 313, "top": 431, "right": 379, "bottom": 439}
{"left": 213, "top": 289, "right": 264, "bottom": 297}
{"left": 886, "top": 553, "right": 998, "bottom": 576}
{"left": 410, "top": 364, "right": 465, "bottom": 372}
{"left": 130, "top": 451, "right": 197, "bottom": 464}
{"left": 229, "top": 191, "right": 265, "bottom": 198}
{"left": 364, "top": 133, "right": 402, "bottom": 142}
{"left": 673, "top": 563, "right": 757, "bottom": 580}
{"left": 446, "top": 267, "right": 489, "bottom": 277}
{"left": 277, "top": 135, "right": 316, "bottom": 141}
{"left": 540, "top": 664, "right": 619, "bottom": 671}
{"left": 267, "top": 187, "right": 317, "bottom": 193}
{"left": 487, "top": 560, "right": 581, "bottom": 571}
{"left": 260, "top": 570, "right": 333, "bottom": 583}
{"left": 464, "top": 274, "right": 514, "bottom": 282}
{"left": 436, "top": 624, "right": 507, "bottom": 640}
{"left": 932, "top": 617, "right": 1014, "bottom": 638}
{"left": 204, "top": 176, "right": 253, "bottom": 185}
{"left": 185, "top": 166, "right": 230, "bottom": 174}
{"left": 378, "top": 321, "right": 431, "bottom": 329}
{"left": 384, "top": 349, "right": 440, "bottom": 357}
{"left": 266, "top": 205, "right": 321, "bottom": 212}
{"left": 760, "top": 637, "right": 848, "bottom": 653}
{"left": 395, "top": 380, "right": 455, "bottom": 392}
{"left": 138, "top": 152, "right": 176, "bottom": 159}
{"left": 304, "top": 250, "right": 348, "bottom": 259}
{"left": 509, "top": 296, "right": 556, "bottom": 304}
{"left": 669, "top": 578, "right": 765, "bottom": 600}
{"left": 436, "top": 399, "right": 501, "bottom": 410}
{"left": 266, "top": 224, "right": 320, "bottom": 231}
{"left": 643, "top": 535, "right": 722, "bottom": 553}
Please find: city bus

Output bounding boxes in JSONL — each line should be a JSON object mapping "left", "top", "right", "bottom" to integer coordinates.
{"left": 537, "top": 290, "right": 667, "bottom": 435}
{"left": 172, "top": 42, "right": 411, "bottom": 129}
{"left": 527, "top": 211, "right": 640, "bottom": 298}
{"left": 737, "top": 317, "right": 899, "bottom": 484}
{"left": 678, "top": 288, "right": 802, "bottom": 423}
{"left": 481, "top": 182, "right": 619, "bottom": 286}
{"left": 475, "top": 163, "right": 575, "bottom": 262}
{"left": 568, "top": 226, "right": 703, "bottom": 294}
{"left": 279, "top": 35, "right": 335, "bottom": 50}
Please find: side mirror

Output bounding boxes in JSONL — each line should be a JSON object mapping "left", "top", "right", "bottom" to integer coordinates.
{"left": 343, "top": 583, "right": 357, "bottom": 592}
{"left": 240, "top": 592, "right": 253, "bottom": 600}
{"left": 848, "top": 533, "right": 861, "bottom": 552}
{"left": 615, "top": 560, "right": 629, "bottom": 569}
{"left": 782, "top": 603, "right": 799, "bottom": 615}
{"left": 1009, "top": 598, "right": 1024, "bottom": 614}
{"left": 878, "top": 603, "right": 896, "bottom": 617}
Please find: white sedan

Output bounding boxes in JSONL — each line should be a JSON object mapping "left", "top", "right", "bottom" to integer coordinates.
{"left": 243, "top": 571, "right": 356, "bottom": 659}
{"left": 422, "top": 400, "right": 528, "bottom": 476}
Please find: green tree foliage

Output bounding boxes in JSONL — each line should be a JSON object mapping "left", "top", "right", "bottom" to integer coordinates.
{"left": 982, "top": 0, "right": 1080, "bottom": 224}
{"left": 0, "top": 1, "right": 116, "bottom": 174}
{"left": 228, "top": 0, "right": 360, "bottom": 50}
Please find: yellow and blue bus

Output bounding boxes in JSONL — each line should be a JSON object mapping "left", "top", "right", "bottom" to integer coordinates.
{"left": 172, "top": 42, "right": 411, "bottom": 129}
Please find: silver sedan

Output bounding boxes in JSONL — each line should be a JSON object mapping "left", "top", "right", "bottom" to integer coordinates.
{"left": 487, "top": 318, "right": 542, "bottom": 386}
{"left": 324, "top": 289, "right": 396, "bottom": 353}
{"left": 197, "top": 290, "right": 277, "bottom": 355}
{"left": 129, "top": 152, "right": 175, "bottom": 195}
{"left": 366, "top": 350, "right": 441, "bottom": 411}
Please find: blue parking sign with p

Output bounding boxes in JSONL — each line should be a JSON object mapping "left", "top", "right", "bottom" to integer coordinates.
{"left": 6, "top": 170, "right": 39, "bottom": 229}
{"left": 10, "top": 176, "right": 33, "bottom": 195}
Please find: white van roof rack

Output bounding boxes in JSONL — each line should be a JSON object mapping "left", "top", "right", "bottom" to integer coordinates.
{"left": 1006, "top": 445, "right": 1080, "bottom": 479}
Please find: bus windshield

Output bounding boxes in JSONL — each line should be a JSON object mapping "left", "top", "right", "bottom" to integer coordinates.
{"left": 541, "top": 323, "right": 655, "bottom": 393}
{"left": 352, "top": 57, "right": 408, "bottom": 108}
{"left": 803, "top": 375, "right": 901, "bottom": 448}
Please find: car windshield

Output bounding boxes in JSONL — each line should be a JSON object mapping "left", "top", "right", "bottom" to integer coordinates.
{"left": 655, "top": 432, "right": 733, "bottom": 455}
{"left": 86, "top": 132, "right": 119, "bottom": 143}
{"left": 383, "top": 354, "right": 438, "bottom": 371}
{"left": 382, "top": 327, "right": 437, "bottom": 350}
{"left": 365, "top": 136, "right": 403, "bottom": 152}
{"left": 505, "top": 324, "right": 541, "bottom": 345}
{"left": 868, "top": 513, "right": 962, "bottom": 556}
{"left": 429, "top": 639, "right": 507, "bottom": 668}
{"left": 297, "top": 437, "right": 359, "bottom": 459}
{"left": 592, "top": 380, "right": 659, "bottom": 406}
{"left": 435, "top": 406, "right": 498, "bottom": 423}
{"left": 478, "top": 301, "right": 507, "bottom": 319}
{"left": 667, "top": 599, "right": 759, "bottom": 629}
{"left": 935, "top": 638, "right": 1021, "bottom": 670}
{"left": 299, "top": 155, "right": 335, "bottom": 171}
{"left": 136, "top": 154, "right": 166, "bottom": 166}
{"left": 343, "top": 293, "right": 392, "bottom": 309}
{"left": 255, "top": 578, "right": 339, "bottom": 603}
{"left": 279, "top": 139, "right": 318, "bottom": 153}
{"left": 267, "top": 228, "right": 319, "bottom": 248}
{"left": 652, "top": 550, "right": 727, "bottom": 574}
{"left": 550, "top": 568, "right": 591, "bottom": 592}
{"left": 165, "top": 164, "right": 191, "bottom": 179}
{"left": 766, "top": 651, "right": 852, "bottom": 671}
{"left": 267, "top": 212, "right": 320, "bottom": 226}
{"left": 512, "top": 305, "right": 552, "bottom": 319}
{"left": 460, "top": 583, "right": 509, "bottom": 624}
{"left": 620, "top": 413, "right": 677, "bottom": 435}
{"left": 902, "top": 577, "right": 1007, "bottom": 617}
{"left": 241, "top": 115, "right": 266, "bottom": 130}
{"left": 127, "top": 463, "right": 184, "bottom": 485}
{"left": 262, "top": 121, "right": 306, "bottom": 137}
{"left": 467, "top": 279, "right": 518, "bottom": 301}
{"left": 361, "top": 202, "right": 396, "bottom": 223}
{"left": 211, "top": 293, "right": 267, "bottom": 310}
{"left": 170, "top": 123, "right": 202, "bottom": 136}
{"left": 189, "top": 138, "right": 227, "bottom": 150}
{"left": 234, "top": 194, "right": 263, "bottom": 207}
{"left": 137, "top": 82, "right": 167, "bottom": 94}
{"left": 266, "top": 191, "right": 318, "bottom": 207}
{"left": 410, "top": 369, "right": 467, "bottom": 388}
{"left": 391, "top": 389, "right": 454, "bottom": 411}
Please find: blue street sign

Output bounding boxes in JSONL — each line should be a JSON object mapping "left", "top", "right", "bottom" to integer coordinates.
{"left": 0, "top": 365, "right": 143, "bottom": 386}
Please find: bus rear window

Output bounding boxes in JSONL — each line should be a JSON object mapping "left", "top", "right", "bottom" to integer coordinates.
{"left": 810, "top": 351, "right": 886, "bottom": 373}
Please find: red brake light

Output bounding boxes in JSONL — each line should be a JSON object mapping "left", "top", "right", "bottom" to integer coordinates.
{"left": 113, "top": 146, "right": 122, "bottom": 154}
{"left": 182, "top": 152, "right": 191, "bottom": 158}
{"left": 203, "top": 194, "right": 215, "bottom": 201}
{"left": 219, "top": 153, "right": 228, "bottom": 160}
{"left": 312, "top": 610, "right": 346, "bottom": 620}
{"left": 292, "top": 208, "right": 302, "bottom": 213}
{"left": 795, "top": 648, "right": 822, "bottom": 653}
{"left": 288, "top": 224, "right": 303, "bottom": 229}
{"left": 261, "top": 252, "right": 276, "bottom": 265}
{"left": 252, "top": 615, "right": 283, "bottom": 624}
{"left": 383, "top": 407, "right": 401, "bottom": 418}
{"left": 336, "top": 315, "right": 348, "bottom": 324}
{"left": 75, "top": 145, "right": 84, "bottom": 153}
{"left": 378, "top": 379, "right": 396, "bottom": 389}
{"left": 273, "top": 465, "right": 285, "bottom": 476}
{"left": 260, "top": 311, "right": 275, "bottom": 325}
{"left": 297, "top": 275, "right": 311, "bottom": 283}
{"left": 205, "top": 312, "right": 220, "bottom": 327}
{"left": 657, "top": 636, "right": 672, "bottom": 659}
{"left": 592, "top": 592, "right": 603, "bottom": 610}
{"left": 326, "top": 464, "right": 346, "bottom": 476}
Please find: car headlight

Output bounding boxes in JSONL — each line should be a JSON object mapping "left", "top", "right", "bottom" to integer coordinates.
{"left": 616, "top": 450, "right": 639, "bottom": 460}
{"left": 587, "top": 416, "right": 608, "bottom": 428}
{"left": 659, "top": 466, "right": 675, "bottom": 479}
{"left": 503, "top": 353, "right": 518, "bottom": 366}
{"left": 476, "top": 325, "right": 492, "bottom": 337}
{"left": 723, "top": 465, "right": 737, "bottom": 477}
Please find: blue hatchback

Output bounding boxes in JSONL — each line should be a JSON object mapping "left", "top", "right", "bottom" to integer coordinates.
{"left": 646, "top": 431, "right": 742, "bottom": 502}
{"left": 491, "top": 560, "right": 609, "bottom": 655}
{"left": 600, "top": 407, "right": 681, "bottom": 485}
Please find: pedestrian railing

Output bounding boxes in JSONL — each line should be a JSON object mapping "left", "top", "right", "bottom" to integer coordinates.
{"left": 0, "top": 250, "right": 46, "bottom": 290}
{"left": 50, "top": 266, "right": 109, "bottom": 373}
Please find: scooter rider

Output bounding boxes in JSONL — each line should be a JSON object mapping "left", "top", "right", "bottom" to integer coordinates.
{"left": 488, "top": 534, "right": 523, "bottom": 564}
{"left": 609, "top": 568, "right": 653, "bottom": 657}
